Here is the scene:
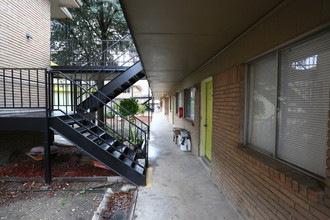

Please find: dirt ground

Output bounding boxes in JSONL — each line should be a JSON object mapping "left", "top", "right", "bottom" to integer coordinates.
{"left": 0, "top": 147, "right": 115, "bottom": 178}
{"left": 0, "top": 181, "right": 111, "bottom": 220}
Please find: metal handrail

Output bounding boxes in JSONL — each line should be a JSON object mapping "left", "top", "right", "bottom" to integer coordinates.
{"left": 52, "top": 108, "right": 146, "bottom": 169}
{"left": 70, "top": 70, "right": 148, "bottom": 127}
{"left": 51, "top": 70, "right": 148, "bottom": 149}
{"left": 51, "top": 35, "right": 146, "bottom": 127}
{"left": 76, "top": 54, "right": 139, "bottom": 104}
{"left": 0, "top": 68, "right": 47, "bottom": 109}
{"left": 51, "top": 33, "right": 130, "bottom": 69}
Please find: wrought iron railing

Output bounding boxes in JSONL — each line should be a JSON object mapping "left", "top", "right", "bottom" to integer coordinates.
{"left": 0, "top": 67, "right": 149, "bottom": 167}
{"left": 0, "top": 68, "right": 48, "bottom": 109}
{"left": 51, "top": 37, "right": 136, "bottom": 67}
{"left": 1, "top": 35, "right": 149, "bottom": 166}
{"left": 50, "top": 34, "right": 148, "bottom": 151}
{"left": 51, "top": 35, "right": 141, "bottom": 113}
{"left": 52, "top": 108, "right": 147, "bottom": 172}
{"left": 50, "top": 70, "right": 149, "bottom": 158}
{"left": 69, "top": 35, "right": 138, "bottom": 82}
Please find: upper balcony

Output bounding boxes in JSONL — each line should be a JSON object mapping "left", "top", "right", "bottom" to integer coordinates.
{"left": 50, "top": 34, "right": 139, "bottom": 80}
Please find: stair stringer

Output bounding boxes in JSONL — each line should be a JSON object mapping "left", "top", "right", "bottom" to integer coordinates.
{"left": 78, "top": 61, "right": 145, "bottom": 111}
{"left": 49, "top": 116, "right": 146, "bottom": 186}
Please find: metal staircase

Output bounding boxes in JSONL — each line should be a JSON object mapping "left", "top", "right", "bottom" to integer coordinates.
{"left": 50, "top": 112, "right": 146, "bottom": 185}
{"left": 78, "top": 61, "right": 145, "bottom": 112}
{"left": 48, "top": 34, "right": 150, "bottom": 186}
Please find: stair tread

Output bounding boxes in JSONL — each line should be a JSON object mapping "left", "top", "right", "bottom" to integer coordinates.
{"left": 87, "top": 131, "right": 106, "bottom": 141}
{"left": 133, "top": 162, "right": 145, "bottom": 175}
{"left": 64, "top": 116, "right": 85, "bottom": 124}
{"left": 112, "top": 145, "right": 127, "bottom": 153}
{"left": 75, "top": 124, "right": 95, "bottom": 133}
{"left": 104, "top": 137, "right": 117, "bottom": 146}
{"left": 112, "top": 150, "right": 122, "bottom": 159}
{"left": 122, "top": 151, "right": 137, "bottom": 167}
{"left": 99, "top": 143, "right": 112, "bottom": 151}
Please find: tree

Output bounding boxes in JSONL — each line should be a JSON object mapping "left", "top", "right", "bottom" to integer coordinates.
{"left": 51, "top": 0, "right": 129, "bottom": 123}
{"left": 51, "top": 0, "right": 129, "bottom": 66}
{"left": 119, "top": 99, "right": 139, "bottom": 119}
{"left": 119, "top": 99, "right": 141, "bottom": 146}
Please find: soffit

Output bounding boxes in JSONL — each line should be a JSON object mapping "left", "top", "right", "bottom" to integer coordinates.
{"left": 120, "top": 0, "right": 282, "bottom": 98}
{"left": 50, "top": 0, "right": 81, "bottom": 19}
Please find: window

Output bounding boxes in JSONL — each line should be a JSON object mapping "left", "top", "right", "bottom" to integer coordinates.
{"left": 176, "top": 92, "right": 182, "bottom": 114}
{"left": 184, "top": 87, "right": 196, "bottom": 120}
{"left": 247, "top": 31, "right": 330, "bottom": 177}
{"left": 170, "top": 95, "right": 172, "bottom": 111}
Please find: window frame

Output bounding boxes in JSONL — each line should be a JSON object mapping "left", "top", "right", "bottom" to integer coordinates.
{"left": 176, "top": 92, "right": 182, "bottom": 114}
{"left": 184, "top": 87, "right": 196, "bottom": 120}
{"left": 245, "top": 52, "right": 279, "bottom": 156}
{"left": 245, "top": 30, "right": 330, "bottom": 179}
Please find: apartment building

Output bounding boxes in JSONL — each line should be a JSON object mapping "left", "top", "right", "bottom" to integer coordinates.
{"left": 120, "top": 0, "right": 330, "bottom": 218}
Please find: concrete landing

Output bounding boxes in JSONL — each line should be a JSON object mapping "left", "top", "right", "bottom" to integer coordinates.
{"left": 134, "top": 112, "right": 240, "bottom": 220}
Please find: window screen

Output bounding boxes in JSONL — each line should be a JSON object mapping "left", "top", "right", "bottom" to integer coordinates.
{"left": 277, "top": 32, "right": 330, "bottom": 177}
{"left": 248, "top": 53, "right": 277, "bottom": 155}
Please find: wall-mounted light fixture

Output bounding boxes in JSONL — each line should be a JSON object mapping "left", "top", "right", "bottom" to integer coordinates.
{"left": 26, "top": 33, "right": 33, "bottom": 39}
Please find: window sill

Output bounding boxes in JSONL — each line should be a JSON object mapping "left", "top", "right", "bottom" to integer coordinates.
{"left": 238, "top": 145, "right": 325, "bottom": 204}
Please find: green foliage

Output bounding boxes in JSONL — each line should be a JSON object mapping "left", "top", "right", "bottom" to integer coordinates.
{"left": 106, "top": 111, "right": 115, "bottom": 118}
{"left": 119, "top": 98, "right": 139, "bottom": 118}
{"left": 51, "top": 0, "right": 129, "bottom": 64}
{"left": 52, "top": 0, "right": 127, "bottom": 40}
{"left": 138, "top": 104, "right": 147, "bottom": 115}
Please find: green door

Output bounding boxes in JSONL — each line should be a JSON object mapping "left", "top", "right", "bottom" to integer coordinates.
{"left": 205, "top": 81, "right": 213, "bottom": 160}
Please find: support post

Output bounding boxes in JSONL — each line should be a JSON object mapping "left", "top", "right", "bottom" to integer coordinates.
{"left": 43, "top": 129, "right": 52, "bottom": 184}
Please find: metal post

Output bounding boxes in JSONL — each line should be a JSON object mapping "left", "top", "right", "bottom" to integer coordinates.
{"left": 44, "top": 69, "right": 52, "bottom": 184}
{"left": 73, "top": 80, "right": 78, "bottom": 113}
{"left": 43, "top": 129, "right": 52, "bottom": 184}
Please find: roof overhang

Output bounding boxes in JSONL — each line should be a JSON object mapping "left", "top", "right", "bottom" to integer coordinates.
{"left": 51, "top": 0, "right": 82, "bottom": 19}
{"left": 120, "top": 0, "right": 283, "bottom": 99}
{"left": 58, "top": 0, "right": 82, "bottom": 8}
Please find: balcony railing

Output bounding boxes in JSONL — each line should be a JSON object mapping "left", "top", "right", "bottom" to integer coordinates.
{"left": 51, "top": 38, "right": 135, "bottom": 67}
{"left": 0, "top": 68, "right": 48, "bottom": 109}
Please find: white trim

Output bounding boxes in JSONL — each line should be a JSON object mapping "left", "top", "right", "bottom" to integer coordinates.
{"left": 58, "top": 0, "right": 81, "bottom": 8}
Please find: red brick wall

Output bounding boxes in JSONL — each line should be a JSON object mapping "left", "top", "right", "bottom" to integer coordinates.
{"left": 212, "top": 65, "right": 330, "bottom": 219}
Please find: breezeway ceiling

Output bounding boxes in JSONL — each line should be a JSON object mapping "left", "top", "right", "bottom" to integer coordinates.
{"left": 119, "top": 0, "right": 283, "bottom": 98}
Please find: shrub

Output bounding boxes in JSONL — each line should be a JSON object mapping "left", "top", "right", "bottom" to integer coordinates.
{"left": 119, "top": 98, "right": 139, "bottom": 118}
{"left": 138, "top": 105, "right": 147, "bottom": 115}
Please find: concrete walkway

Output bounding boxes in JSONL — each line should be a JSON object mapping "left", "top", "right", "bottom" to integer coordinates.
{"left": 134, "top": 112, "right": 241, "bottom": 220}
